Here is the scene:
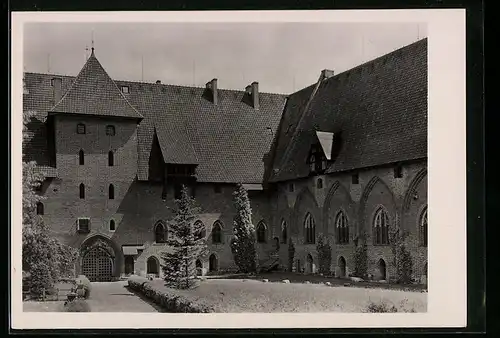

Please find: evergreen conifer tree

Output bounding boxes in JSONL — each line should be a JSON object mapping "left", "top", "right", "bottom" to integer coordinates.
{"left": 230, "top": 184, "right": 257, "bottom": 273}
{"left": 161, "top": 185, "right": 207, "bottom": 289}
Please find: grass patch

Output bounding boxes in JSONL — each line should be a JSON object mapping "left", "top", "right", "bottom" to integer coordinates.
{"left": 136, "top": 277, "right": 426, "bottom": 313}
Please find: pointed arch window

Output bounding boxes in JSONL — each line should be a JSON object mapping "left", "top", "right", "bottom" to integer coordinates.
{"left": 108, "top": 184, "right": 115, "bottom": 200}
{"left": 79, "top": 183, "right": 85, "bottom": 199}
{"left": 154, "top": 221, "right": 167, "bottom": 243}
{"left": 256, "top": 221, "right": 267, "bottom": 243}
{"left": 419, "top": 206, "right": 428, "bottom": 247}
{"left": 79, "top": 149, "right": 85, "bottom": 165}
{"left": 108, "top": 151, "right": 114, "bottom": 167}
{"left": 281, "top": 219, "right": 288, "bottom": 244}
{"left": 36, "top": 202, "right": 44, "bottom": 215}
{"left": 336, "top": 210, "right": 349, "bottom": 244}
{"left": 212, "top": 221, "right": 223, "bottom": 244}
{"left": 304, "top": 212, "right": 316, "bottom": 244}
{"left": 373, "top": 207, "right": 390, "bottom": 245}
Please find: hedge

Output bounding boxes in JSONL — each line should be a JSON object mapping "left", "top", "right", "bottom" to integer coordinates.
{"left": 127, "top": 276, "right": 215, "bottom": 313}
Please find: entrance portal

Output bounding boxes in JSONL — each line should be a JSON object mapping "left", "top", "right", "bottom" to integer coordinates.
{"left": 124, "top": 256, "right": 135, "bottom": 275}
{"left": 306, "top": 254, "right": 314, "bottom": 274}
{"left": 209, "top": 254, "right": 218, "bottom": 272}
{"left": 378, "top": 259, "right": 387, "bottom": 280}
{"left": 82, "top": 247, "right": 113, "bottom": 282}
{"left": 338, "top": 256, "right": 346, "bottom": 278}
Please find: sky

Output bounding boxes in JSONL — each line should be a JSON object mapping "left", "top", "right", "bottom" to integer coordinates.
{"left": 23, "top": 22, "right": 427, "bottom": 94}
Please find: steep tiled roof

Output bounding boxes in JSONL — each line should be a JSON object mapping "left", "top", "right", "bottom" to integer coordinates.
{"left": 23, "top": 62, "right": 285, "bottom": 183}
{"left": 269, "top": 38, "right": 428, "bottom": 182}
{"left": 50, "top": 51, "right": 143, "bottom": 120}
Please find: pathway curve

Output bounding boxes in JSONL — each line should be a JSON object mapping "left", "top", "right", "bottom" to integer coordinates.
{"left": 86, "top": 281, "right": 159, "bottom": 312}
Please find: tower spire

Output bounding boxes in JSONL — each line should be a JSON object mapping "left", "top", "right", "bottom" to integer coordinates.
{"left": 91, "top": 30, "right": 95, "bottom": 56}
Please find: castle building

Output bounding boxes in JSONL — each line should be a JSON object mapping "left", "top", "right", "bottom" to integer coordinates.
{"left": 23, "top": 38, "right": 428, "bottom": 283}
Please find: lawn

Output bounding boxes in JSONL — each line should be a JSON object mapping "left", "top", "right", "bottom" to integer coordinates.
{"left": 147, "top": 278, "right": 427, "bottom": 313}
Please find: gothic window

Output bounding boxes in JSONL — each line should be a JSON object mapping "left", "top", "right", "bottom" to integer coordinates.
{"left": 79, "top": 183, "right": 85, "bottom": 199}
{"left": 212, "top": 221, "right": 223, "bottom": 244}
{"left": 335, "top": 210, "right": 349, "bottom": 244}
{"left": 79, "top": 149, "right": 85, "bottom": 165}
{"left": 108, "top": 151, "right": 114, "bottom": 166}
{"left": 154, "top": 221, "right": 167, "bottom": 243}
{"left": 419, "top": 206, "right": 428, "bottom": 247}
{"left": 256, "top": 221, "right": 267, "bottom": 243}
{"left": 373, "top": 207, "right": 390, "bottom": 245}
{"left": 109, "top": 219, "right": 116, "bottom": 231}
{"left": 304, "top": 212, "right": 316, "bottom": 244}
{"left": 108, "top": 184, "right": 115, "bottom": 200}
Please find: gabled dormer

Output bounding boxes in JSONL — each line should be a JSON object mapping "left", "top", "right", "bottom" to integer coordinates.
{"left": 307, "top": 130, "right": 342, "bottom": 175}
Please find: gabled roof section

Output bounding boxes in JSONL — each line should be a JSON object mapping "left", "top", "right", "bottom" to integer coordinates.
{"left": 270, "top": 38, "right": 428, "bottom": 182}
{"left": 50, "top": 51, "right": 143, "bottom": 120}
{"left": 316, "top": 131, "right": 334, "bottom": 160}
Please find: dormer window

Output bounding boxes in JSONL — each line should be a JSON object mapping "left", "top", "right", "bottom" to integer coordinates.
{"left": 121, "top": 86, "right": 129, "bottom": 94}
{"left": 307, "top": 143, "right": 327, "bottom": 174}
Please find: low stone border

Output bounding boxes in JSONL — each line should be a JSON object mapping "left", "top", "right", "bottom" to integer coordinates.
{"left": 127, "top": 276, "right": 215, "bottom": 313}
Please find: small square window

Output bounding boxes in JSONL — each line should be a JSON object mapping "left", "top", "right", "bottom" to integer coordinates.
{"left": 106, "top": 125, "right": 116, "bottom": 136}
{"left": 352, "top": 173, "right": 359, "bottom": 184}
{"left": 77, "top": 123, "right": 86, "bottom": 134}
{"left": 121, "top": 86, "right": 129, "bottom": 94}
{"left": 77, "top": 218, "right": 90, "bottom": 233}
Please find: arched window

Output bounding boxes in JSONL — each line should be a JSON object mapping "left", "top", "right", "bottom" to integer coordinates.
{"left": 209, "top": 254, "right": 218, "bottom": 272}
{"left": 256, "top": 221, "right": 267, "bottom": 243}
{"left": 79, "top": 149, "right": 85, "bottom": 165}
{"left": 79, "top": 183, "right": 85, "bottom": 199}
{"left": 281, "top": 219, "right": 288, "bottom": 244}
{"left": 194, "top": 220, "right": 206, "bottom": 240}
{"left": 36, "top": 202, "right": 44, "bottom": 215}
{"left": 106, "top": 125, "right": 116, "bottom": 136}
{"left": 154, "top": 221, "right": 167, "bottom": 243}
{"left": 336, "top": 210, "right": 349, "bottom": 244}
{"left": 304, "top": 212, "right": 316, "bottom": 244}
{"left": 108, "top": 184, "right": 115, "bottom": 200}
{"left": 146, "top": 256, "right": 159, "bottom": 277}
{"left": 317, "top": 178, "right": 323, "bottom": 189}
{"left": 108, "top": 151, "right": 114, "bottom": 167}
{"left": 373, "top": 207, "right": 390, "bottom": 245}
{"left": 419, "top": 206, "right": 428, "bottom": 247}
{"left": 109, "top": 219, "right": 116, "bottom": 231}
{"left": 212, "top": 221, "right": 223, "bottom": 244}
{"left": 76, "top": 123, "right": 86, "bottom": 134}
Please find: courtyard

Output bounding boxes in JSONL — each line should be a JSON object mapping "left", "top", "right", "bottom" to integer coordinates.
{"left": 23, "top": 277, "right": 426, "bottom": 313}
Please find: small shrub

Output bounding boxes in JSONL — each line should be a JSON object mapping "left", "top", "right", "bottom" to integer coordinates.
{"left": 353, "top": 234, "right": 368, "bottom": 278}
{"left": 316, "top": 235, "right": 332, "bottom": 275}
{"left": 63, "top": 299, "right": 91, "bottom": 312}
{"left": 287, "top": 239, "right": 295, "bottom": 272}
{"left": 75, "top": 275, "right": 92, "bottom": 299}
{"left": 127, "top": 277, "right": 214, "bottom": 313}
{"left": 365, "top": 301, "right": 398, "bottom": 313}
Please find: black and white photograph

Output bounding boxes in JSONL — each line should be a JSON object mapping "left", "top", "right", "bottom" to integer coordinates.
{"left": 11, "top": 10, "right": 467, "bottom": 329}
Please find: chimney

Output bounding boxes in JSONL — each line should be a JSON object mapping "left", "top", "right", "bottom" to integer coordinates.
{"left": 52, "top": 77, "right": 62, "bottom": 104}
{"left": 321, "top": 69, "right": 335, "bottom": 81}
{"left": 206, "top": 78, "right": 218, "bottom": 105}
{"left": 156, "top": 80, "right": 161, "bottom": 84}
{"left": 246, "top": 81, "right": 259, "bottom": 110}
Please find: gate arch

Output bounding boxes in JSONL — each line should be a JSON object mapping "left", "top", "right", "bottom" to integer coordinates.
{"left": 79, "top": 235, "right": 119, "bottom": 282}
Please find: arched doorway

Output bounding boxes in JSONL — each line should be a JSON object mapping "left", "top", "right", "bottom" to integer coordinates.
{"left": 378, "top": 259, "right": 387, "bottom": 280}
{"left": 196, "top": 259, "right": 203, "bottom": 276}
{"left": 338, "top": 256, "right": 346, "bottom": 278}
{"left": 209, "top": 254, "right": 218, "bottom": 272}
{"left": 124, "top": 256, "right": 135, "bottom": 275}
{"left": 147, "top": 257, "right": 159, "bottom": 278}
{"left": 306, "top": 254, "right": 314, "bottom": 274}
{"left": 82, "top": 247, "right": 113, "bottom": 282}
